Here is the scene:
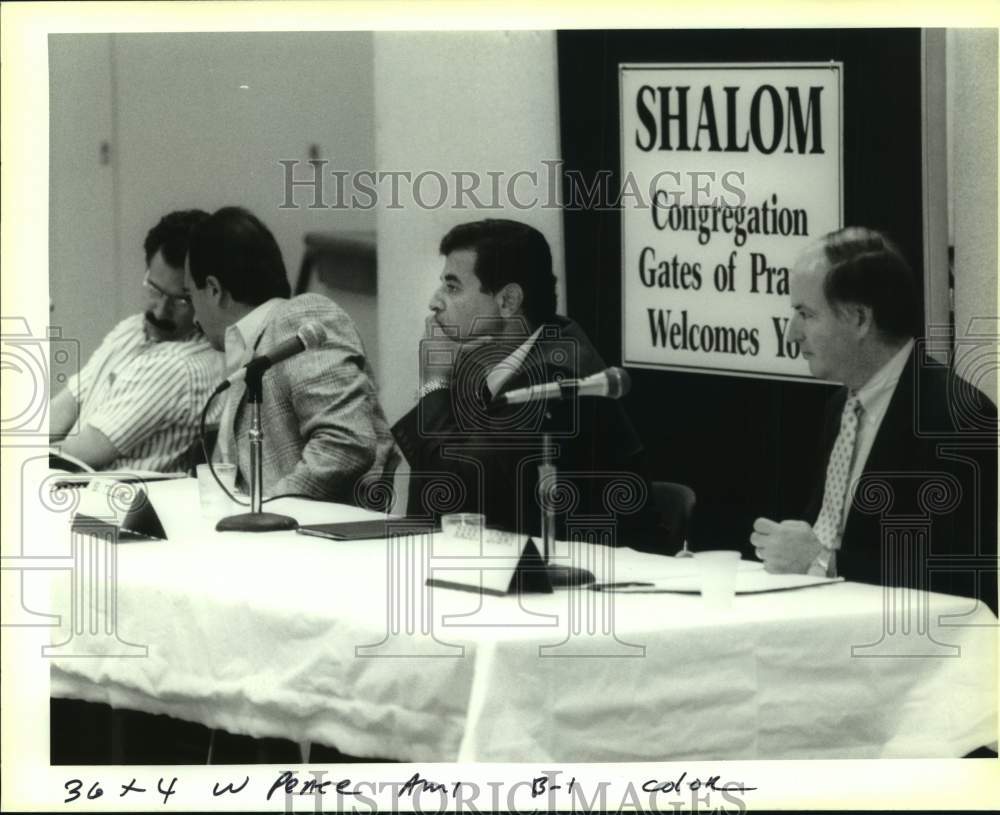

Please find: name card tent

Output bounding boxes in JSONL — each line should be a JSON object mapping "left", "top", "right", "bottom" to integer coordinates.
{"left": 427, "top": 528, "right": 554, "bottom": 595}
{"left": 71, "top": 478, "right": 167, "bottom": 541}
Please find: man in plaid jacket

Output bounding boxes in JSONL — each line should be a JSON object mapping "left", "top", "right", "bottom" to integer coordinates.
{"left": 184, "top": 206, "right": 398, "bottom": 505}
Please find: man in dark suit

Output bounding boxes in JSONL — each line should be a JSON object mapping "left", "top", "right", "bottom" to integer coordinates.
{"left": 393, "top": 219, "right": 646, "bottom": 539}
{"left": 752, "top": 227, "right": 997, "bottom": 610}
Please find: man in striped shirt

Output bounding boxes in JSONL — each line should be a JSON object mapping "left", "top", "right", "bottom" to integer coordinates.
{"left": 49, "top": 210, "right": 225, "bottom": 473}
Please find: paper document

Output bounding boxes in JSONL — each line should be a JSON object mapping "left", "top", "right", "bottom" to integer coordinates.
{"left": 593, "top": 570, "right": 843, "bottom": 594}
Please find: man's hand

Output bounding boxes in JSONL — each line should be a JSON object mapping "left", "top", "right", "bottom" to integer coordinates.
{"left": 419, "top": 315, "right": 494, "bottom": 389}
{"left": 750, "top": 517, "right": 822, "bottom": 574}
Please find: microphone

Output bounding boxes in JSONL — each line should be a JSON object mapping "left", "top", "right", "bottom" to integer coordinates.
{"left": 215, "top": 322, "right": 327, "bottom": 393}
{"left": 493, "top": 366, "right": 631, "bottom": 406}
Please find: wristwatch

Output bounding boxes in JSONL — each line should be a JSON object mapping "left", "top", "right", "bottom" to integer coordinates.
{"left": 808, "top": 546, "right": 836, "bottom": 578}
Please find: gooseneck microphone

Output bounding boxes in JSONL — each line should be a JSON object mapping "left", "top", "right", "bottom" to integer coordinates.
{"left": 492, "top": 366, "right": 631, "bottom": 407}
{"left": 214, "top": 322, "right": 327, "bottom": 393}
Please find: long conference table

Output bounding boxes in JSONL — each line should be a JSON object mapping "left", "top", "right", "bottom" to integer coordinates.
{"left": 46, "top": 477, "right": 997, "bottom": 762}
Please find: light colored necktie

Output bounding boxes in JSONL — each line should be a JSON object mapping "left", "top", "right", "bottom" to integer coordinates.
{"left": 216, "top": 380, "right": 244, "bottom": 465}
{"left": 811, "top": 395, "right": 863, "bottom": 574}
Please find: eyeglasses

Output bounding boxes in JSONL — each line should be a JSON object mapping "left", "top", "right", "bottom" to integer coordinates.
{"left": 143, "top": 270, "right": 193, "bottom": 310}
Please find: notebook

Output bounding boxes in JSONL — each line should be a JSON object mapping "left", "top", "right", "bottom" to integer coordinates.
{"left": 296, "top": 518, "right": 439, "bottom": 541}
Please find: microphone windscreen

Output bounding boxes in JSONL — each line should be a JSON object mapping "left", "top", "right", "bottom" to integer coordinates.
{"left": 297, "top": 322, "right": 328, "bottom": 349}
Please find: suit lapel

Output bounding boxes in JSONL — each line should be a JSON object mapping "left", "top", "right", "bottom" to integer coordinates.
{"left": 855, "top": 349, "right": 917, "bottom": 477}
{"left": 841, "top": 349, "right": 917, "bottom": 545}
{"left": 488, "top": 317, "right": 612, "bottom": 402}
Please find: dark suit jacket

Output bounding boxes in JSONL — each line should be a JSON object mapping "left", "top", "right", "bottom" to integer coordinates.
{"left": 393, "top": 317, "right": 648, "bottom": 540}
{"left": 807, "top": 347, "right": 997, "bottom": 610}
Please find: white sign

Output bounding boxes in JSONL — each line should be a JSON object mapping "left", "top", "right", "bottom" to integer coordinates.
{"left": 620, "top": 63, "right": 843, "bottom": 381}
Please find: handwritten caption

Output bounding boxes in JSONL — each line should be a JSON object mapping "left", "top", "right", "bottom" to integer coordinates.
{"left": 63, "top": 769, "right": 757, "bottom": 809}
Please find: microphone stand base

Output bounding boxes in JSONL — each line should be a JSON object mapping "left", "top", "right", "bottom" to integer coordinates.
{"left": 216, "top": 512, "right": 299, "bottom": 533}
{"left": 545, "top": 564, "right": 595, "bottom": 587}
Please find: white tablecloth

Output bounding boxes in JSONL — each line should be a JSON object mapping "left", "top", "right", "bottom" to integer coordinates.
{"left": 48, "top": 479, "right": 997, "bottom": 761}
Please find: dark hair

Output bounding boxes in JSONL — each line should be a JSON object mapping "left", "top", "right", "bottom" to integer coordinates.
{"left": 819, "top": 226, "right": 919, "bottom": 341}
{"left": 439, "top": 219, "right": 557, "bottom": 326}
{"left": 143, "top": 209, "right": 209, "bottom": 269}
{"left": 187, "top": 207, "right": 291, "bottom": 306}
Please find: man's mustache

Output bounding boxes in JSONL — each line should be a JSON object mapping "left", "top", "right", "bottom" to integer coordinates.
{"left": 144, "top": 311, "right": 176, "bottom": 332}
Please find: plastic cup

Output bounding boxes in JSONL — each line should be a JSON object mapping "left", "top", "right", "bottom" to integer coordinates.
{"left": 196, "top": 463, "right": 237, "bottom": 519}
{"left": 694, "top": 550, "right": 741, "bottom": 611}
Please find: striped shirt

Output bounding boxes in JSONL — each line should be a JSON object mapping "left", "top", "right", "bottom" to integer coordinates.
{"left": 67, "top": 313, "right": 225, "bottom": 473}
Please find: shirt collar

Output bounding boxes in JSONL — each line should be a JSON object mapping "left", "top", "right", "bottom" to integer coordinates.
{"left": 224, "top": 298, "right": 282, "bottom": 374}
{"left": 486, "top": 326, "right": 543, "bottom": 397}
{"left": 853, "top": 338, "right": 913, "bottom": 410}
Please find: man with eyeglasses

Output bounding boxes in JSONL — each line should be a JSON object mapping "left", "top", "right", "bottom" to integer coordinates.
{"left": 49, "top": 210, "right": 224, "bottom": 472}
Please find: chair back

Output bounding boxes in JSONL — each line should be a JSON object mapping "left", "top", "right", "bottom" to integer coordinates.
{"left": 649, "top": 481, "right": 696, "bottom": 553}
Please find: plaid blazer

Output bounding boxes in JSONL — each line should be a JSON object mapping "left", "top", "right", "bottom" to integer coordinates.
{"left": 228, "top": 294, "right": 398, "bottom": 506}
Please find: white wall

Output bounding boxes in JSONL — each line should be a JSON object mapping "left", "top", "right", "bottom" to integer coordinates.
{"left": 373, "top": 31, "right": 566, "bottom": 424}
{"left": 49, "top": 32, "right": 378, "bottom": 370}
{"left": 922, "top": 30, "right": 950, "bottom": 340}
{"left": 947, "top": 29, "right": 998, "bottom": 402}
{"left": 49, "top": 35, "right": 116, "bottom": 375}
